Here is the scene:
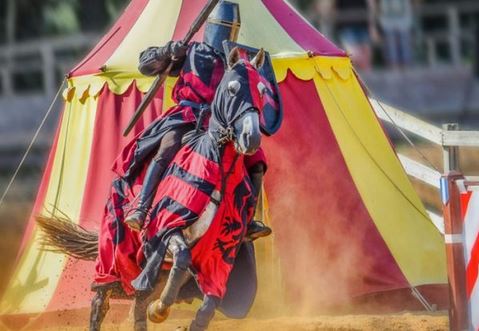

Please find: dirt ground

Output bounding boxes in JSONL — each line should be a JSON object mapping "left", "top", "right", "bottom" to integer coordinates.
{"left": 30, "top": 313, "right": 448, "bottom": 331}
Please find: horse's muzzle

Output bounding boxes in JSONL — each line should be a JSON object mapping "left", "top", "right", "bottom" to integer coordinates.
{"left": 234, "top": 110, "right": 261, "bottom": 155}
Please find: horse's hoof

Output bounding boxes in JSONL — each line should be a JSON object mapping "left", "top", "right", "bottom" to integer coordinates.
{"left": 147, "top": 300, "right": 170, "bottom": 323}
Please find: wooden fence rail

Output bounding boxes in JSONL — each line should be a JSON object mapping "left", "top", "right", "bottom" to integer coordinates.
{"left": 370, "top": 96, "right": 479, "bottom": 233}
{"left": 370, "top": 97, "right": 479, "bottom": 147}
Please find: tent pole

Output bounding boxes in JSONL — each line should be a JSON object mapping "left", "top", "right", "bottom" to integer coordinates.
{"left": 410, "top": 287, "right": 434, "bottom": 312}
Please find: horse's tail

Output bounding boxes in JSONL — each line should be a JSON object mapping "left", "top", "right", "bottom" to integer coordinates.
{"left": 36, "top": 215, "right": 99, "bottom": 261}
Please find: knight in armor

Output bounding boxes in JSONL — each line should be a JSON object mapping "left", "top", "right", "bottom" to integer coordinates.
{"left": 124, "top": 1, "right": 271, "bottom": 241}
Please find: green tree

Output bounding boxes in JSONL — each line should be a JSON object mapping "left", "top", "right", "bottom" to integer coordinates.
{"left": 2, "top": 0, "right": 129, "bottom": 44}
{"left": 0, "top": 0, "right": 6, "bottom": 44}
{"left": 78, "top": 0, "right": 128, "bottom": 32}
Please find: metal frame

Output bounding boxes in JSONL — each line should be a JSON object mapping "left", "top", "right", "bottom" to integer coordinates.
{"left": 370, "top": 97, "right": 479, "bottom": 232}
{"left": 370, "top": 97, "right": 479, "bottom": 178}
{"left": 371, "top": 97, "right": 479, "bottom": 331}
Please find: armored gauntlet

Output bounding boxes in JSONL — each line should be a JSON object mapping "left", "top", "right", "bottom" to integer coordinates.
{"left": 138, "top": 41, "right": 188, "bottom": 76}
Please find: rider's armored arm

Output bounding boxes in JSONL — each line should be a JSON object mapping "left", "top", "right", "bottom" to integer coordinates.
{"left": 138, "top": 41, "right": 188, "bottom": 77}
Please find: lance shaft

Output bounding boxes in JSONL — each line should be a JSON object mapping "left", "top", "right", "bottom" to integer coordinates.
{"left": 123, "top": 0, "right": 220, "bottom": 136}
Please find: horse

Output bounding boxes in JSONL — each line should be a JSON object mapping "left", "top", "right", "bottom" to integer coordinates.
{"left": 37, "top": 46, "right": 267, "bottom": 331}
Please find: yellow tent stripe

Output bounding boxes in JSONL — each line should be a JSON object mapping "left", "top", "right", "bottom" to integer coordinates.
{"left": 0, "top": 94, "right": 98, "bottom": 314}
{"left": 311, "top": 59, "right": 446, "bottom": 285}
{"left": 234, "top": 0, "right": 304, "bottom": 56}
{"left": 105, "top": 0, "right": 183, "bottom": 73}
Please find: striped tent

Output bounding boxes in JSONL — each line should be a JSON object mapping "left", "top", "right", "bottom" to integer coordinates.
{"left": 1, "top": 0, "right": 447, "bottom": 322}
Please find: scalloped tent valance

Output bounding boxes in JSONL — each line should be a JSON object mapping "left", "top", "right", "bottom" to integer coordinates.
{"left": 63, "top": 56, "right": 354, "bottom": 102}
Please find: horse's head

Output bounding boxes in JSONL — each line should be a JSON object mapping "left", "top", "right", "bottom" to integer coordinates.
{"left": 209, "top": 47, "right": 266, "bottom": 155}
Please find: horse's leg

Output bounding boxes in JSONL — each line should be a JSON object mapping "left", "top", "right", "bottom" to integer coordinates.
{"left": 133, "top": 290, "right": 151, "bottom": 331}
{"left": 89, "top": 287, "right": 113, "bottom": 331}
{"left": 148, "top": 231, "right": 191, "bottom": 323}
{"left": 132, "top": 270, "right": 170, "bottom": 331}
{"left": 189, "top": 295, "right": 220, "bottom": 331}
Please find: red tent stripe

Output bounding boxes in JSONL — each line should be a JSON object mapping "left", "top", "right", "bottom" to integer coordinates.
{"left": 263, "top": 74, "right": 408, "bottom": 304}
{"left": 172, "top": 0, "right": 207, "bottom": 42}
{"left": 262, "top": 0, "right": 346, "bottom": 57}
{"left": 69, "top": 0, "right": 150, "bottom": 77}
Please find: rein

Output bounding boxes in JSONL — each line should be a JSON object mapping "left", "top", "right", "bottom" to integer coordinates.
{"left": 209, "top": 111, "right": 244, "bottom": 204}
{"left": 180, "top": 90, "right": 258, "bottom": 204}
{"left": 179, "top": 100, "right": 210, "bottom": 133}
{"left": 208, "top": 107, "right": 258, "bottom": 147}
{"left": 216, "top": 126, "right": 235, "bottom": 145}
{"left": 179, "top": 99, "right": 238, "bottom": 145}
{"left": 218, "top": 150, "right": 240, "bottom": 203}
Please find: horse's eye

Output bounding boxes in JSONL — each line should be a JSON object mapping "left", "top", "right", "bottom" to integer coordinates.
{"left": 228, "top": 80, "right": 241, "bottom": 96}
{"left": 257, "top": 82, "right": 267, "bottom": 96}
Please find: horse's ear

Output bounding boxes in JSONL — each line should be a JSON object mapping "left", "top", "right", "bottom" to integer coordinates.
{"left": 250, "top": 48, "right": 265, "bottom": 69}
{"left": 228, "top": 47, "right": 241, "bottom": 69}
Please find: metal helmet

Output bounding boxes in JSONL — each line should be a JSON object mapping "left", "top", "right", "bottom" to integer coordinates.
{"left": 203, "top": 1, "right": 241, "bottom": 53}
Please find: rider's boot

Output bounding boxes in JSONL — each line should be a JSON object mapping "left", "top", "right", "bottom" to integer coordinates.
{"left": 189, "top": 295, "right": 220, "bottom": 331}
{"left": 148, "top": 232, "right": 191, "bottom": 324}
{"left": 246, "top": 220, "right": 272, "bottom": 241}
{"left": 246, "top": 162, "right": 272, "bottom": 241}
{"left": 125, "top": 160, "right": 166, "bottom": 231}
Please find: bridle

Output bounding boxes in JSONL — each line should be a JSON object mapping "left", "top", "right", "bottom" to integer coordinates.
{"left": 178, "top": 99, "right": 257, "bottom": 147}
{"left": 209, "top": 107, "right": 259, "bottom": 147}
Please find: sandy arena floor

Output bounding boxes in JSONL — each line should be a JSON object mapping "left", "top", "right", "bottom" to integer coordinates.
{"left": 31, "top": 313, "right": 448, "bottom": 331}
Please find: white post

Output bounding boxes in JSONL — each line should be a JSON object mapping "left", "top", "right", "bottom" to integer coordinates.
{"left": 6, "top": 0, "right": 16, "bottom": 45}
{"left": 1, "top": 62, "right": 13, "bottom": 97}
{"left": 426, "top": 38, "right": 438, "bottom": 68}
{"left": 4, "top": 0, "right": 16, "bottom": 97}
{"left": 443, "top": 123, "right": 459, "bottom": 173}
{"left": 447, "top": 6, "right": 461, "bottom": 66}
{"left": 41, "top": 45, "right": 56, "bottom": 97}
